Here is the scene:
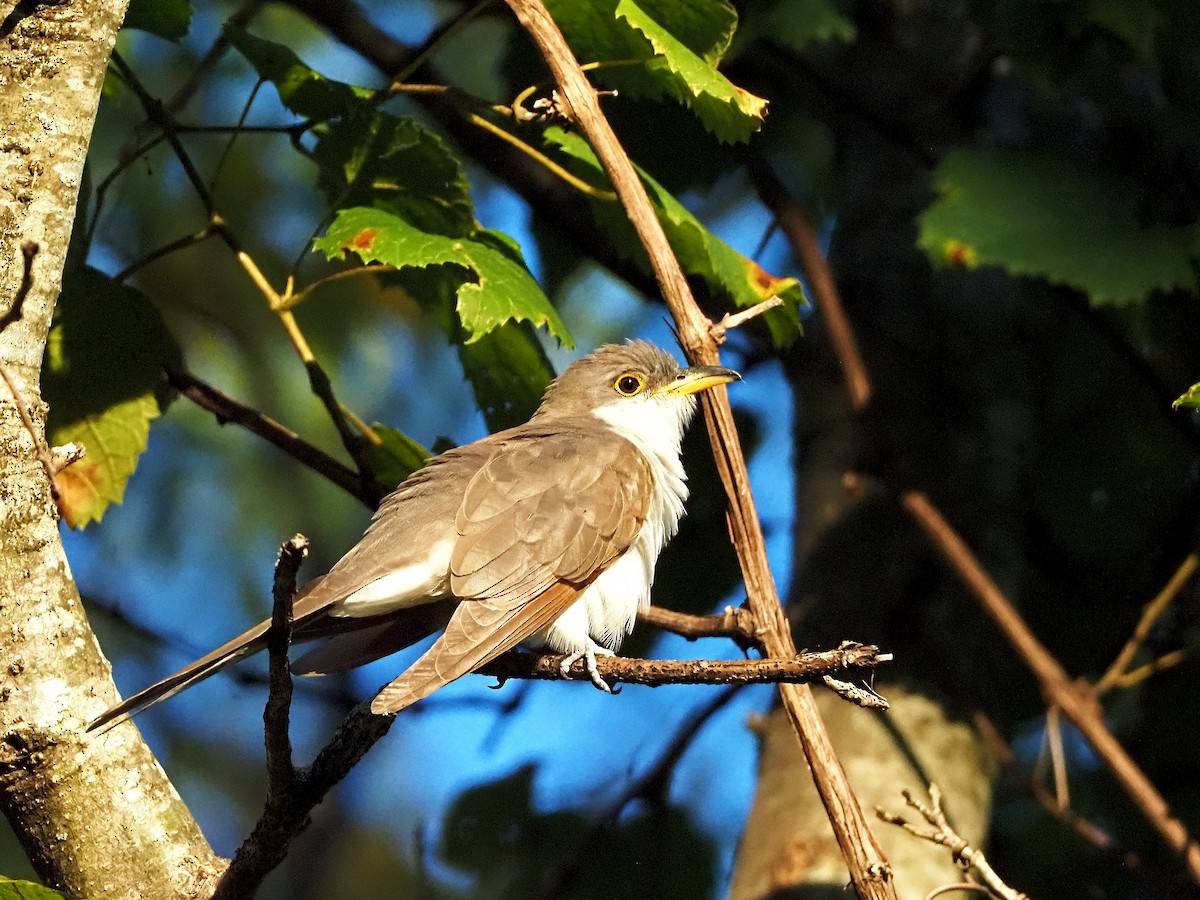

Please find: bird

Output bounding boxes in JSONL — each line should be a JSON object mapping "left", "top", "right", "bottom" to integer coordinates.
{"left": 88, "top": 341, "right": 740, "bottom": 730}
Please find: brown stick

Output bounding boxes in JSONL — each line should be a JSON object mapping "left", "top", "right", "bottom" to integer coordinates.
{"left": 901, "top": 490, "right": 1200, "bottom": 880}
{"left": 747, "top": 158, "right": 871, "bottom": 410}
{"left": 480, "top": 643, "right": 891, "bottom": 692}
{"left": 503, "top": 2, "right": 896, "bottom": 895}
{"left": 166, "top": 366, "right": 377, "bottom": 506}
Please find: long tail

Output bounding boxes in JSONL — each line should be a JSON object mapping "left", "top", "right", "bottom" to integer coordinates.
{"left": 87, "top": 619, "right": 271, "bottom": 732}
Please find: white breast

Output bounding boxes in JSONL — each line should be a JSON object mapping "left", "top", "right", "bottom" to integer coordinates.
{"left": 538, "top": 392, "right": 695, "bottom": 654}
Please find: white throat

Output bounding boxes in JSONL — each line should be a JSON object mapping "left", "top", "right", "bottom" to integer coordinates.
{"left": 542, "top": 393, "right": 697, "bottom": 651}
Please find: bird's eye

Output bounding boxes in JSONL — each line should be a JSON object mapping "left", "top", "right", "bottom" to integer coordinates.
{"left": 613, "top": 373, "right": 645, "bottom": 397}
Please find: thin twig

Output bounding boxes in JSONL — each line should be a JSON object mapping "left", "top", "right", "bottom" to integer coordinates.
{"left": 709, "top": 295, "right": 784, "bottom": 344}
{"left": 973, "top": 713, "right": 1141, "bottom": 868}
{"left": 901, "top": 489, "right": 1200, "bottom": 880}
{"left": 532, "top": 686, "right": 742, "bottom": 900}
{"left": 1095, "top": 552, "right": 1196, "bottom": 697}
{"left": 263, "top": 535, "right": 307, "bottom": 795}
{"left": 502, "top": 3, "right": 896, "bottom": 895}
{"left": 747, "top": 155, "right": 872, "bottom": 410}
{"left": 636, "top": 603, "right": 761, "bottom": 650}
{"left": 0, "top": 242, "right": 59, "bottom": 502}
{"left": 878, "top": 784, "right": 1029, "bottom": 900}
{"left": 166, "top": 366, "right": 378, "bottom": 507}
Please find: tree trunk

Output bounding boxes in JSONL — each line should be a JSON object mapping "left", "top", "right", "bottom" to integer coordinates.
{"left": 0, "top": 2, "right": 222, "bottom": 896}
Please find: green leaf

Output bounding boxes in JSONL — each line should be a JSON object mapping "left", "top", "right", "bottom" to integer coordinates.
{"left": 545, "top": 0, "right": 766, "bottom": 143}
{"left": 315, "top": 207, "right": 572, "bottom": 347}
{"left": 0, "top": 877, "right": 70, "bottom": 900}
{"left": 919, "top": 151, "right": 1200, "bottom": 306}
{"left": 615, "top": 0, "right": 767, "bottom": 143}
{"left": 1173, "top": 382, "right": 1200, "bottom": 411}
{"left": 546, "top": 128, "right": 805, "bottom": 344}
{"left": 44, "top": 269, "right": 183, "bottom": 529}
{"left": 455, "top": 322, "right": 554, "bottom": 432}
{"left": 1086, "top": 0, "right": 1163, "bottom": 58}
{"left": 227, "top": 27, "right": 372, "bottom": 120}
{"left": 312, "top": 109, "right": 475, "bottom": 237}
{"left": 123, "top": 0, "right": 192, "bottom": 42}
{"left": 362, "top": 424, "right": 431, "bottom": 489}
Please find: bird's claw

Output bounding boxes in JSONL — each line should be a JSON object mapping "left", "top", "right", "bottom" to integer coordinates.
{"left": 560, "top": 644, "right": 616, "bottom": 693}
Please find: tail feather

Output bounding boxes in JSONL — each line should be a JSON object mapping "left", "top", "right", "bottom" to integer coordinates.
{"left": 87, "top": 620, "right": 271, "bottom": 732}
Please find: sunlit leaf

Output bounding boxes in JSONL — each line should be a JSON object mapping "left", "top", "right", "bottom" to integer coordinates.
{"left": 227, "top": 27, "right": 371, "bottom": 120}
{"left": 1173, "top": 382, "right": 1200, "bottom": 411}
{"left": 42, "top": 271, "right": 181, "bottom": 528}
{"left": 919, "top": 151, "right": 1200, "bottom": 306}
{"left": 546, "top": 0, "right": 766, "bottom": 143}
{"left": 546, "top": 128, "right": 805, "bottom": 344}
{"left": 616, "top": 0, "right": 767, "bottom": 143}
{"left": 315, "top": 206, "right": 572, "bottom": 346}
{"left": 312, "top": 109, "right": 475, "bottom": 237}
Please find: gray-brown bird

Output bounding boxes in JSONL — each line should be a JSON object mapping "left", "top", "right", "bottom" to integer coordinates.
{"left": 88, "top": 342, "right": 739, "bottom": 729}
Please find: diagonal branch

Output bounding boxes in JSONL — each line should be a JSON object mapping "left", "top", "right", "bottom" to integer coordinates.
{"left": 901, "top": 490, "right": 1200, "bottom": 881}
{"left": 502, "top": 2, "right": 897, "bottom": 896}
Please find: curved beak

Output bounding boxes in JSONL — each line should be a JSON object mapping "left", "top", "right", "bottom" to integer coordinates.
{"left": 655, "top": 365, "right": 742, "bottom": 398}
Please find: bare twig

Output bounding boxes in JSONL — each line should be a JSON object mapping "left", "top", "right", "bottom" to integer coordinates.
{"left": 878, "top": 785, "right": 1029, "bottom": 900}
{"left": 0, "top": 241, "right": 59, "bottom": 502}
{"left": 709, "top": 295, "right": 784, "bottom": 344}
{"left": 747, "top": 156, "right": 871, "bottom": 410}
{"left": 1095, "top": 551, "right": 1196, "bottom": 697}
{"left": 974, "top": 713, "right": 1141, "bottom": 869}
{"left": 901, "top": 489, "right": 1200, "bottom": 880}
{"left": 636, "top": 603, "right": 761, "bottom": 650}
{"left": 479, "top": 642, "right": 890, "bottom": 690}
{"left": 263, "top": 535, "right": 307, "bottom": 795}
{"left": 166, "top": 366, "right": 378, "bottom": 507}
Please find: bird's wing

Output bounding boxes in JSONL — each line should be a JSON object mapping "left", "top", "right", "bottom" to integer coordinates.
{"left": 370, "top": 427, "right": 653, "bottom": 714}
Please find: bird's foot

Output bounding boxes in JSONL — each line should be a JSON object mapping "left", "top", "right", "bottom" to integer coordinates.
{"left": 560, "top": 642, "right": 616, "bottom": 693}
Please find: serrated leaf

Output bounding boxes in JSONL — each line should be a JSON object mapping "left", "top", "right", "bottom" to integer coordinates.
{"left": 315, "top": 207, "right": 572, "bottom": 347}
{"left": 547, "top": 0, "right": 736, "bottom": 67}
{"left": 123, "top": 0, "right": 192, "bottom": 41}
{"left": 227, "top": 27, "right": 372, "bottom": 120}
{"left": 0, "top": 877, "right": 70, "bottom": 900}
{"left": 546, "top": 128, "right": 805, "bottom": 344}
{"left": 43, "top": 268, "right": 182, "bottom": 528}
{"left": 919, "top": 151, "right": 1200, "bottom": 306}
{"left": 363, "top": 424, "right": 430, "bottom": 489}
{"left": 616, "top": 0, "right": 767, "bottom": 143}
{"left": 1173, "top": 382, "right": 1200, "bottom": 411}
{"left": 312, "top": 109, "right": 475, "bottom": 237}
{"left": 545, "top": 0, "right": 765, "bottom": 143}
{"left": 456, "top": 322, "right": 554, "bottom": 432}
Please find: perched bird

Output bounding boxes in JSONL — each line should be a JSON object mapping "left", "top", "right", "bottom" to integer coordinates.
{"left": 89, "top": 341, "right": 739, "bottom": 729}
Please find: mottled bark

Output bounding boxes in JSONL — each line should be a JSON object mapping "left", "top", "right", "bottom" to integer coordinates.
{"left": 731, "top": 690, "right": 994, "bottom": 899}
{"left": 0, "top": 2, "right": 222, "bottom": 896}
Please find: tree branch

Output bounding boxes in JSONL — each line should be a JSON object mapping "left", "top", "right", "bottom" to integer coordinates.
{"left": 166, "top": 366, "right": 379, "bottom": 507}
{"left": 900, "top": 490, "right": 1200, "bottom": 881}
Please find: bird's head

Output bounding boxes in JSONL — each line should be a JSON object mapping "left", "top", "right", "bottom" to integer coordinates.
{"left": 534, "top": 341, "right": 741, "bottom": 453}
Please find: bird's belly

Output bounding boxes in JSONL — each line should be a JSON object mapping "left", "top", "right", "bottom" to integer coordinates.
{"left": 533, "top": 540, "right": 654, "bottom": 654}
